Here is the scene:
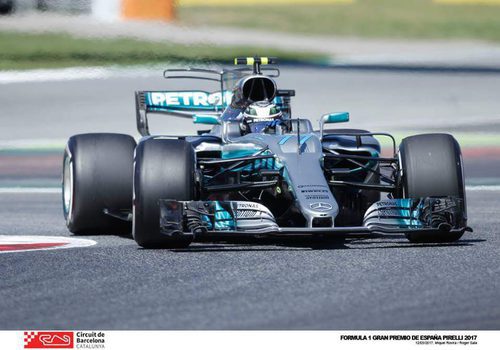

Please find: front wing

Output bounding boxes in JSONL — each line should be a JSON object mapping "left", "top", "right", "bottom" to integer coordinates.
{"left": 158, "top": 197, "right": 469, "bottom": 240}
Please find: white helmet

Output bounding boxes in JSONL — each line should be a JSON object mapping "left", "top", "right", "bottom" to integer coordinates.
{"left": 242, "top": 101, "right": 282, "bottom": 123}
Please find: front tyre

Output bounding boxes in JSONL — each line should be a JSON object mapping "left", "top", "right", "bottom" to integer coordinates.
{"left": 398, "top": 133, "right": 466, "bottom": 243}
{"left": 133, "top": 138, "right": 196, "bottom": 248}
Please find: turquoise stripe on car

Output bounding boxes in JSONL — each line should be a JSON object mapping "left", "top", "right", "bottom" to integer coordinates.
{"left": 300, "top": 135, "right": 312, "bottom": 145}
{"left": 278, "top": 135, "right": 293, "bottom": 145}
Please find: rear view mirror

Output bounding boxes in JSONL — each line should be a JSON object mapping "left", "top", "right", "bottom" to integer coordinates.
{"left": 319, "top": 112, "right": 349, "bottom": 139}
{"left": 193, "top": 114, "right": 221, "bottom": 125}
{"left": 323, "top": 112, "right": 349, "bottom": 124}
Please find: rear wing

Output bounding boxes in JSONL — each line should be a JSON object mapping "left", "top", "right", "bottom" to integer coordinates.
{"left": 135, "top": 63, "right": 294, "bottom": 136}
{"left": 135, "top": 90, "right": 226, "bottom": 136}
{"left": 135, "top": 88, "right": 295, "bottom": 136}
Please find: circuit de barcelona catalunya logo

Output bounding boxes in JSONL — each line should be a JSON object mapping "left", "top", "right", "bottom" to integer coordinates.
{"left": 24, "top": 332, "right": 74, "bottom": 349}
{"left": 24, "top": 331, "right": 106, "bottom": 349}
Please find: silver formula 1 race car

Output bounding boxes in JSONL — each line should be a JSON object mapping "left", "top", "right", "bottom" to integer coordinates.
{"left": 63, "top": 57, "right": 471, "bottom": 248}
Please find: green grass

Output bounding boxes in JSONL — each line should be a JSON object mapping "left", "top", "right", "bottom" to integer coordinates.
{"left": 178, "top": 0, "right": 500, "bottom": 41}
{"left": 0, "top": 31, "right": 325, "bottom": 70}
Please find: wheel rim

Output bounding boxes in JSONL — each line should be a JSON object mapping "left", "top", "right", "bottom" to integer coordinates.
{"left": 62, "top": 154, "right": 74, "bottom": 222}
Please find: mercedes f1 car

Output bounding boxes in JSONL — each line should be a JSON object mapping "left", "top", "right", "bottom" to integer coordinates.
{"left": 63, "top": 57, "right": 471, "bottom": 248}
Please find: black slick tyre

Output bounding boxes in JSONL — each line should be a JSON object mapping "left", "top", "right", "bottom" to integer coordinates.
{"left": 133, "top": 138, "right": 196, "bottom": 249}
{"left": 63, "top": 133, "right": 136, "bottom": 234}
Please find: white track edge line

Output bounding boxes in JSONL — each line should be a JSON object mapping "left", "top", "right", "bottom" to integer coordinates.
{"left": 0, "top": 188, "right": 61, "bottom": 194}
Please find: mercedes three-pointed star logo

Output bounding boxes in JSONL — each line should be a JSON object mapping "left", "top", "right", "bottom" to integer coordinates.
{"left": 310, "top": 202, "right": 333, "bottom": 211}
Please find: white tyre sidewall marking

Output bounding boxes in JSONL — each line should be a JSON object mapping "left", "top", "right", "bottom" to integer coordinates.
{"left": 63, "top": 147, "right": 74, "bottom": 225}
{"left": 132, "top": 147, "right": 137, "bottom": 241}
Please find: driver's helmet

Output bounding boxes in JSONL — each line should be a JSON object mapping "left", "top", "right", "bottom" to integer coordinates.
{"left": 241, "top": 101, "right": 283, "bottom": 133}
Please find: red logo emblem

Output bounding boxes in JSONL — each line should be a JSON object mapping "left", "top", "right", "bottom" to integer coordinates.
{"left": 24, "top": 332, "right": 74, "bottom": 349}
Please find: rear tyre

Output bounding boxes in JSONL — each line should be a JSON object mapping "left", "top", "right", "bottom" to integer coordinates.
{"left": 398, "top": 133, "right": 466, "bottom": 243}
{"left": 63, "top": 133, "right": 136, "bottom": 235}
{"left": 133, "top": 138, "right": 196, "bottom": 248}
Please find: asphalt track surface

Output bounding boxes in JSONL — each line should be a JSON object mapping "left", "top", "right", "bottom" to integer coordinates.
{"left": 0, "top": 191, "right": 498, "bottom": 330}
{"left": 0, "top": 67, "right": 499, "bottom": 329}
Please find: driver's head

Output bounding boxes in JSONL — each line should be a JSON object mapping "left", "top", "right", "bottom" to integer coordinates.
{"left": 242, "top": 101, "right": 282, "bottom": 133}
